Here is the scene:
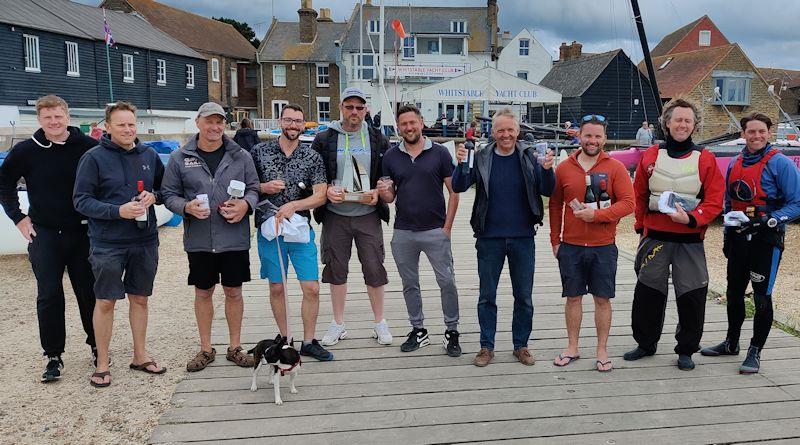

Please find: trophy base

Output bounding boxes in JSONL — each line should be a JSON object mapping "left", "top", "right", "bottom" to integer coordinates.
{"left": 343, "top": 192, "right": 372, "bottom": 203}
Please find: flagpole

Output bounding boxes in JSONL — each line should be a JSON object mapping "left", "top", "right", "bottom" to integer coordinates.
{"left": 103, "top": 9, "right": 114, "bottom": 103}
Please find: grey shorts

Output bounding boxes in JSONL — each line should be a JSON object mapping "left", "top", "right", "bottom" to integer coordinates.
{"left": 89, "top": 244, "right": 159, "bottom": 299}
{"left": 557, "top": 243, "right": 618, "bottom": 298}
{"left": 634, "top": 236, "right": 709, "bottom": 296}
{"left": 320, "top": 211, "right": 388, "bottom": 287}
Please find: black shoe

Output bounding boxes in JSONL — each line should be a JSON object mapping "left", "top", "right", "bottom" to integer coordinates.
{"left": 92, "top": 347, "right": 113, "bottom": 368}
{"left": 400, "top": 328, "right": 430, "bottom": 352}
{"left": 41, "top": 355, "right": 64, "bottom": 383}
{"left": 700, "top": 339, "right": 740, "bottom": 356}
{"left": 677, "top": 354, "right": 695, "bottom": 370}
{"left": 739, "top": 346, "right": 761, "bottom": 374}
{"left": 299, "top": 339, "right": 334, "bottom": 361}
{"left": 623, "top": 346, "right": 655, "bottom": 361}
{"left": 443, "top": 329, "right": 461, "bottom": 357}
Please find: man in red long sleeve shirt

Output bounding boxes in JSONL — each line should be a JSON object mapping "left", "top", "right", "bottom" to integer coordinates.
{"left": 624, "top": 98, "right": 725, "bottom": 371}
{"left": 549, "top": 115, "right": 635, "bottom": 372}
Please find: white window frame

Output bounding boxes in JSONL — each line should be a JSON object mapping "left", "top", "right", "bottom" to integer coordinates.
{"left": 316, "top": 63, "right": 330, "bottom": 87}
{"left": 517, "top": 71, "right": 528, "bottom": 80}
{"left": 352, "top": 54, "right": 375, "bottom": 80}
{"left": 658, "top": 57, "right": 673, "bottom": 70}
{"left": 123, "top": 54, "right": 134, "bottom": 83}
{"left": 450, "top": 21, "right": 467, "bottom": 33}
{"left": 211, "top": 58, "right": 220, "bottom": 82}
{"left": 402, "top": 36, "right": 415, "bottom": 59}
{"left": 273, "top": 64, "right": 286, "bottom": 87}
{"left": 230, "top": 67, "right": 238, "bottom": 97}
{"left": 317, "top": 96, "right": 331, "bottom": 122}
{"left": 713, "top": 75, "right": 752, "bottom": 106}
{"left": 185, "top": 64, "right": 195, "bottom": 88}
{"left": 24, "top": 34, "right": 40, "bottom": 72}
{"left": 271, "top": 100, "right": 289, "bottom": 119}
{"left": 156, "top": 59, "right": 166, "bottom": 85}
{"left": 699, "top": 30, "right": 711, "bottom": 47}
{"left": 519, "top": 39, "right": 530, "bottom": 56}
{"left": 65, "top": 41, "right": 79, "bottom": 76}
{"left": 368, "top": 20, "right": 381, "bottom": 34}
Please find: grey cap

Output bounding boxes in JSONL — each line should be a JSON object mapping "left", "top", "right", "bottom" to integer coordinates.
{"left": 197, "top": 102, "right": 226, "bottom": 118}
{"left": 341, "top": 87, "right": 367, "bottom": 103}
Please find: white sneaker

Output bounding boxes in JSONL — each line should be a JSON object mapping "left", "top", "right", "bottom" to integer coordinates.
{"left": 372, "top": 319, "right": 393, "bottom": 345}
{"left": 321, "top": 320, "right": 347, "bottom": 346}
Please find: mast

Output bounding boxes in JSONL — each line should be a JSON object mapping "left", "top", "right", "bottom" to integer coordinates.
{"left": 630, "top": 0, "right": 662, "bottom": 129}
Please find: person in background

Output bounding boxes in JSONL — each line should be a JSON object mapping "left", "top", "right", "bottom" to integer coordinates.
{"left": 636, "top": 121, "right": 653, "bottom": 146}
{"left": 466, "top": 121, "right": 478, "bottom": 142}
{"left": 234, "top": 118, "right": 260, "bottom": 152}
{"left": 89, "top": 122, "right": 104, "bottom": 140}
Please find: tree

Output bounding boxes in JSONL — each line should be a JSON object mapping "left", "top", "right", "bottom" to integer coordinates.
{"left": 214, "top": 17, "right": 260, "bottom": 48}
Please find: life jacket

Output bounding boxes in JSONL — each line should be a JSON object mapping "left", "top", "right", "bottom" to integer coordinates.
{"left": 728, "top": 148, "right": 778, "bottom": 217}
{"left": 648, "top": 149, "right": 702, "bottom": 211}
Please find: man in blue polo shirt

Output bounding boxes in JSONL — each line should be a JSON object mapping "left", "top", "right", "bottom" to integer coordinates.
{"left": 377, "top": 104, "right": 461, "bottom": 357}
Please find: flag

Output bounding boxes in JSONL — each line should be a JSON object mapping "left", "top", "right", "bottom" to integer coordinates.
{"left": 391, "top": 19, "right": 406, "bottom": 39}
{"left": 103, "top": 9, "right": 115, "bottom": 47}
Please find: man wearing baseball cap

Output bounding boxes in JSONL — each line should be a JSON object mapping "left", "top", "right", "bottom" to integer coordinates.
{"left": 311, "top": 87, "right": 394, "bottom": 347}
{"left": 161, "top": 102, "right": 260, "bottom": 372}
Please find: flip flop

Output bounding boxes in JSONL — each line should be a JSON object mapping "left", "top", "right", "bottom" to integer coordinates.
{"left": 89, "top": 371, "right": 111, "bottom": 388}
{"left": 554, "top": 353, "right": 580, "bottom": 367}
{"left": 129, "top": 361, "right": 167, "bottom": 375}
{"left": 596, "top": 359, "right": 613, "bottom": 372}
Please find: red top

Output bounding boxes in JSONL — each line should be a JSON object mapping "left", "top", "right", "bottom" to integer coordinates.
{"left": 549, "top": 149, "right": 635, "bottom": 247}
{"left": 728, "top": 148, "right": 778, "bottom": 212}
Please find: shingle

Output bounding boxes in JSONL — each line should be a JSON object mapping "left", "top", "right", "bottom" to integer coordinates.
{"left": 539, "top": 50, "right": 620, "bottom": 97}
{"left": 644, "top": 45, "right": 733, "bottom": 99}
{"left": 259, "top": 21, "right": 348, "bottom": 62}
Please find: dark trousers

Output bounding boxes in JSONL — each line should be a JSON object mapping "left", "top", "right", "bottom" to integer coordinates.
{"left": 631, "top": 282, "right": 707, "bottom": 355}
{"left": 725, "top": 233, "right": 783, "bottom": 349}
{"left": 476, "top": 237, "right": 535, "bottom": 350}
{"left": 28, "top": 226, "right": 96, "bottom": 356}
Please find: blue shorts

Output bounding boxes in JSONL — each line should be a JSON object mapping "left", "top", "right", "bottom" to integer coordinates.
{"left": 557, "top": 243, "right": 618, "bottom": 298}
{"left": 257, "top": 229, "right": 319, "bottom": 283}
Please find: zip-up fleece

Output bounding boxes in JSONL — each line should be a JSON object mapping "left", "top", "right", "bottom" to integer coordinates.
{"left": 549, "top": 149, "right": 635, "bottom": 247}
{"left": 73, "top": 135, "right": 164, "bottom": 247}
{"left": 161, "top": 135, "right": 259, "bottom": 253}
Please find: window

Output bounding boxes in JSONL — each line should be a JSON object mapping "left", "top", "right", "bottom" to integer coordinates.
{"left": 317, "top": 97, "right": 331, "bottom": 122}
{"left": 186, "top": 64, "right": 195, "bottom": 88}
{"left": 418, "top": 37, "right": 439, "bottom": 55}
{"left": 211, "top": 58, "right": 220, "bottom": 82}
{"left": 450, "top": 21, "right": 467, "bottom": 33}
{"left": 156, "top": 59, "right": 166, "bottom": 85}
{"left": 65, "top": 41, "right": 79, "bottom": 76}
{"left": 441, "top": 38, "right": 463, "bottom": 55}
{"left": 658, "top": 57, "right": 673, "bottom": 70}
{"left": 23, "top": 34, "right": 40, "bottom": 72}
{"left": 402, "top": 37, "right": 415, "bottom": 59}
{"left": 123, "top": 54, "right": 134, "bottom": 82}
{"left": 231, "top": 68, "right": 238, "bottom": 97}
{"left": 368, "top": 20, "right": 381, "bottom": 34}
{"left": 245, "top": 66, "right": 257, "bottom": 87}
{"left": 316, "top": 64, "right": 330, "bottom": 87}
{"left": 353, "top": 54, "right": 374, "bottom": 80}
{"left": 273, "top": 64, "right": 286, "bottom": 86}
{"left": 271, "top": 100, "right": 288, "bottom": 119}
{"left": 519, "top": 39, "right": 530, "bottom": 56}
{"left": 714, "top": 75, "right": 752, "bottom": 106}
{"left": 699, "top": 30, "right": 711, "bottom": 47}
{"left": 517, "top": 71, "right": 528, "bottom": 80}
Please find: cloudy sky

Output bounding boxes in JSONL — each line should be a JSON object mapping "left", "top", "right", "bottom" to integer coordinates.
{"left": 79, "top": 0, "right": 800, "bottom": 70}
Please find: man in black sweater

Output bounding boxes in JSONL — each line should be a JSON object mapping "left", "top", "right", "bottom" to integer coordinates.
{"left": 0, "top": 95, "right": 98, "bottom": 383}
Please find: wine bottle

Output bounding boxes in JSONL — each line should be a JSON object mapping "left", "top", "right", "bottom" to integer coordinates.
{"left": 599, "top": 179, "right": 611, "bottom": 209}
{"left": 584, "top": 175, "right": 598, "bottom": 210}
{"left": 135, "top": 180, "right": 148, "bottom": 229}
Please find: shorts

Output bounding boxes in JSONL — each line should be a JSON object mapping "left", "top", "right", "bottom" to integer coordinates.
{"left": 90, "top": 243, "right": 158, "bottom": 299}
{"left": 557, "top": 243, "right": 618, "bottom": 298}
{"left": 320, "top": 212, "right": 388, "bottom": 287}
{"left": 257, "top": 229, "right": 319, "bottom": 283}
{"left": 187, "top": 250, "right": 251, "bottom": 290}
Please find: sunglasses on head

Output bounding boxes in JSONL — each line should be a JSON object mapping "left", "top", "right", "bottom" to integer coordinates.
{"left": 582, "top": 114, "right": 606, "bottom": 122}
{"left": 343, "top": 105, "right": 366, "bottom": 111}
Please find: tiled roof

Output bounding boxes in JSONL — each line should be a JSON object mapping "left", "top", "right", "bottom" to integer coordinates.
{"left": 644, "top": 45, "right": 734, "bottom": 99}
{"left": 539, "top": 50, "right": 620, "bottom": 97}
{"left": 258, "top": 20, "right": 348, "bottom": 62}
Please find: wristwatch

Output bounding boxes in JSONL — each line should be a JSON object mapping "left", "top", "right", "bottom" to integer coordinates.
{"left": 767, "top": 217, "right": 778, "bottom": 228}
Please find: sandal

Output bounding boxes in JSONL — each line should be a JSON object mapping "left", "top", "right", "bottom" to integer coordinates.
{"left": 226, "top": 346, "right": 255, "bottom": 367}
{"left": 89, "top": 371, "right": 111, "bottom": 388}
{"left": 129, "top": 361, "right": 167, "bottom": 374}
{"left": 554, "top": 353, "right": 580, "bottom": 367}
{"left": 596, "top": 359, "right": 613, "bottom": 372}
{"left": 187, "top": 348, "right": 216, "bottom": 372}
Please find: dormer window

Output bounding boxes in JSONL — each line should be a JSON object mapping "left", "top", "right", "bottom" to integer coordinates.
{"left": 699, "top": 30, "right": 711, "bottom": 46}
{"left": 368, "top": 20, "right": 381, "bottom": 34}
{"left": 450, "top": 21, "right": 466, "bottom": 33}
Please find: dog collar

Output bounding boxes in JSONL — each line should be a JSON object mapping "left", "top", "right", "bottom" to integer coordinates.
{"left": 279, "top": 357, "right": 301, "bottom": 376}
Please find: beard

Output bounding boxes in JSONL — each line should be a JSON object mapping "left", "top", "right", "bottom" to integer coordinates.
{"left": 281, "top": 129, "right": 300, "bottom": 141}
{"left": 582, "top": 145, "right": 601, "bottom": 157}
{"left": 402, "top": 132, "right": 421, "bottom": 145}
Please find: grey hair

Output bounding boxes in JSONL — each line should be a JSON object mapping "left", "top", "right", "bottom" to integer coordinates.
{"left": 491, "top": 107, "right": 520, "bottom": 130}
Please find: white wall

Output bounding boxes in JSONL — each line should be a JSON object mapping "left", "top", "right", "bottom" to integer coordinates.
{"left": 497, "top": 29, "right": 552, "bottom": 84}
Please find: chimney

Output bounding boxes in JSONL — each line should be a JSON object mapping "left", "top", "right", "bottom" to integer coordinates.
{"left": 364, "top": 0, "right": 372, "bottom": 5}
{"left": 502, "top": 30, "right": 510, "bottom": 39}
{"left": 298, "top": 0, "right": 318, "bottom": 43}
{"left": 487, "top": 0, "right": 499, "bottom": 60}
{"left": 559, "top": 41, "right": 582, "bottom": 61}
{"left": 318, "top": 8, "right": 333, "bottom": 22}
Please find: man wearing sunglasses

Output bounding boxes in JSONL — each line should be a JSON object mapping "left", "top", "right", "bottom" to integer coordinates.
{"left": 549, "top": 115, "right": 635, "bottom": 372}
{"left": 311, "top": 87, "right": 394, "bottom": 347}
{"left": 625, "top": 98, "right": 725, "bottom": 371}
{"left": 701, "top": 112, "right": 800, "bottom": 374}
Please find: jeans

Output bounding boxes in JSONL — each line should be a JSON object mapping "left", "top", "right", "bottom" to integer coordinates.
{"left": 476, "top": 237, "right": 535, "bottom": 350}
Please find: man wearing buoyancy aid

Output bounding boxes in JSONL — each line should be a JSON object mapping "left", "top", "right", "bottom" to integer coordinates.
{"left": 624, "top": 98, "right": 725, "bottom": 371}
{"left": 701, "top": 112, "right": 800, "bottom": 374}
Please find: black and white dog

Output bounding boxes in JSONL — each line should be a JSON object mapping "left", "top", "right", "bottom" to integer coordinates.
{"left": 248, "top": 334, "right": 301, "bottom": 405}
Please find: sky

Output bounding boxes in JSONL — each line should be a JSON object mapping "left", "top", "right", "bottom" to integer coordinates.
{"left": 78, "top": 0, "right": 800, "bottom": 70}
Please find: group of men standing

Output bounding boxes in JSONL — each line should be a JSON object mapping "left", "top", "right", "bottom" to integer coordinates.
{"left": 1, "top": 91, "right": 798, "bottom": 388}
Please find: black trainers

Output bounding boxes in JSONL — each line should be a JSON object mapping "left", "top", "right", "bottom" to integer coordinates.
{"left": 443, "top": 330, "right": 461, "bottom": 357}
{"left": 623, "top": 346, "right": 655, "bottom": 361}
{"left": 91, "top": 347, "right": 113, "bottom": 368}
{"left": 739, "top": 346, "right": 761, "bottom": 374}
{"left": 41, "top": 355, "right": 64, "bottom": 383}
{"left": 677, "top": 354, "right": 695, "bottom": 370}
{"left": 300, "top": 339, "right": 334, "bottom": 361}
{"left": 700, "top": 339, "right": 740, "bottom": 356}
{"left": 400, "top": 328, "right": 430, "bottom": 352}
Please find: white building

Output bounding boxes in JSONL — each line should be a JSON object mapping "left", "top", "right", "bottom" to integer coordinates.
{"left": 497, "top": 29, "right": 552, "bottom": 84}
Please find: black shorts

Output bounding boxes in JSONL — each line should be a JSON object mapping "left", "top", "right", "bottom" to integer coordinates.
{"left": 557, "top": 243, "right": 618, "bottom": 298}
{"left": 187, "top": 250, "right": 251, "bottom": 290}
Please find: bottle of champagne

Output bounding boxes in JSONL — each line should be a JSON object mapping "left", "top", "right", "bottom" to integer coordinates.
{"left": 584, "top": 175, "right": 597, "bottom": 210}
{"left": 135, "top": 180, "right": 148, "bottom": 229}
{"left": 599, "top": 179, "right": 611, "bottom": 209}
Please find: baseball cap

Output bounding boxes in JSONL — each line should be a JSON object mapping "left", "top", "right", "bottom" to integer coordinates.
{"left": 341, "top": 87, "right": 367, "bottom": 104}
{"left": 197, "top": 102, "right": 226, "bottom": 118}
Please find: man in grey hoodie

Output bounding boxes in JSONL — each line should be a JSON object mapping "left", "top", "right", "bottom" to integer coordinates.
{"left": 161, "top": 102, "right": 260, "bottom": 372}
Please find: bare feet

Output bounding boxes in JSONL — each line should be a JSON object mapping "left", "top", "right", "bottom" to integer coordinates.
{"left": 554, "top": 349, "right": 581, "bottom": 366}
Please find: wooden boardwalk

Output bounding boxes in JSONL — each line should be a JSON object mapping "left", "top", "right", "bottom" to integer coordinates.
{"left": 151, "top": 190, "right": 800, "bottom": 444}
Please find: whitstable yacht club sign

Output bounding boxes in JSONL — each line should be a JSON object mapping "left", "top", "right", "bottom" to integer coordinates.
{"left": 386, "top": 65, "right": 466, "bottom": 78}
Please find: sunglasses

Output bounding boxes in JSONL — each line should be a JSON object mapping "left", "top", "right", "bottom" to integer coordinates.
{"left": 582, "top": 114, "right": 606, "bottom": 122}
{"left": 729, "top": 179, "right": 756, "bottom": 202}
{"left": 343, "top": 105, "right": 366, "bottom": 111}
